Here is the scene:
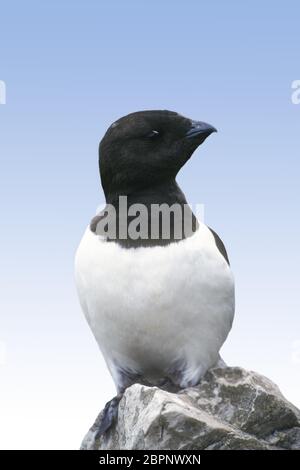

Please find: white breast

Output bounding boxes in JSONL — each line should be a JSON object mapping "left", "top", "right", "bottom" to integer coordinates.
{"left": 75, "top": 223, "right": 235, "bottom": 389}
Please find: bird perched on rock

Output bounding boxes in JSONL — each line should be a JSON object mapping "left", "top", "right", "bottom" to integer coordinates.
{"left": 75, "top": 110, "right": 235, "bottom": 437}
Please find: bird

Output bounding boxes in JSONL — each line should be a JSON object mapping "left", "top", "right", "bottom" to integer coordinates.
{"left": 75, "top": 110, "right": 235, "bottom": 437}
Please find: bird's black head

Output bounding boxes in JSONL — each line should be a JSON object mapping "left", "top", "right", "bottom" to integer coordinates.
{"left": 99, "top": 110, "right": 217, "bottom": 202}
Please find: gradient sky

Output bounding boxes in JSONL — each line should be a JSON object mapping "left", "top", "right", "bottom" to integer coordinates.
{"left": 0, "top": 0, "right": 299, "bottom": 450}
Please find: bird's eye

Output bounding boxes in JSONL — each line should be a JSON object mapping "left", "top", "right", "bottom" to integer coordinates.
{"left": 144, "top": 130, "right": 160, "bottom": 139}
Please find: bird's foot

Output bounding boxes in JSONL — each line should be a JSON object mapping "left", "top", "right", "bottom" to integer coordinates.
{"left": 157, "top": 377, "right": 181, "bottom": 393}
{"left": 95, "top": 393, "right": 123, "bottom": 439}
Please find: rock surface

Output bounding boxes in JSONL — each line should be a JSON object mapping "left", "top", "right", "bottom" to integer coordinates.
{"left": 81, "top": 367, "right": 300, "bottom": 450}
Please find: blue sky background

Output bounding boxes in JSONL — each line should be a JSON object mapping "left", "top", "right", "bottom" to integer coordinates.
{"left": 0, "top": 0, "right": 299, "bottom": 449}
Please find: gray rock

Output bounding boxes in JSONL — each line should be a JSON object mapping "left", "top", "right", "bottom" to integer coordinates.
{"left": 81, "top": 367, "right": 300, "bottom": 450}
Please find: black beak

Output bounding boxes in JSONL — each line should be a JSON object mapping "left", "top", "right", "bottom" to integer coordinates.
{"left": 185, "top": 121, "right": 217, "bottom": 139}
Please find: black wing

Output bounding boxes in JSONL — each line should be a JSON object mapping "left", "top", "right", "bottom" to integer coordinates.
{"left": 208, "top": 227, "right": 230, "bottom": 265}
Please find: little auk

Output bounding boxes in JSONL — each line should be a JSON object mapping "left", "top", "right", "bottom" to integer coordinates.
{"left": 75, "top": 110, "right": 235, "bottom": 437}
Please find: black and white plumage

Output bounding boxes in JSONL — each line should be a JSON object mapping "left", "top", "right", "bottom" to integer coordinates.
{"left": 75, "top": 110, "right": 235, "bottom": 435}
